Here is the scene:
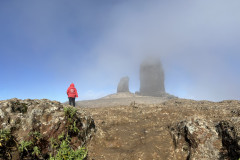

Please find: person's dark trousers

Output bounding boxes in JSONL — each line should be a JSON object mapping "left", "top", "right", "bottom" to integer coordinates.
{"left": 68, "top": 97, "right": 75, "bottom": 107}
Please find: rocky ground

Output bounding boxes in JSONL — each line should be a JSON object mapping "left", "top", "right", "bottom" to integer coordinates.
{"left": 0, "top": 99, "right": 95, "bottom": 159}
{"left": 80, "top": 98, "right": 240, "bottom": 160}
{"left": 1, "top": 97, "right": 240, "bottom": 160}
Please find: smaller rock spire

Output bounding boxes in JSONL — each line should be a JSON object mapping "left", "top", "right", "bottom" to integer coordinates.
{"left": 117, "top": 76, "right": 130, "bottom": 93}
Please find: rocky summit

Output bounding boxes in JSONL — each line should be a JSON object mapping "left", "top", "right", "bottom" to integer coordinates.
{"left": 1, "top": 98, "right": 240, "bottom": 160}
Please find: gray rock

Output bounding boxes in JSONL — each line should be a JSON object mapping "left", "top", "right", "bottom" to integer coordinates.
{"left": 169, "top": 118, "right": 222, "bottom": 159}
{"left": 0, "top": 109, "right": 5, "bottom": 118}
{"left": 139, "top": 59, "right": 165, "bottom": 96}
{"left": 216, "top": 121, "right": 240, "bottom": 159}
{"left": 117, "top": 76, "right": 130, "bottom": 93}
{"left": 0, "top": 98, "right": 96, "bottom": 159}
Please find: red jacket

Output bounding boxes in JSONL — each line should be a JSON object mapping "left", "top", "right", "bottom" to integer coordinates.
{"left": 67, "top": 83, "right": 78, "bottom": 98}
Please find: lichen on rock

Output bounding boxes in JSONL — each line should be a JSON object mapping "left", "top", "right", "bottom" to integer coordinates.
{"left": 0, "top": 98, "right": 96, "bottom": 159}
{"left": 169, "top": 118, "right": 222, "bottom": 159}
{"left": 169, "top": 117, "right": 240, "bottom": 160}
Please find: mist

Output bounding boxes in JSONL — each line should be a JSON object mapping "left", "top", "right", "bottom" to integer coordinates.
{"left": 85, "top": 0, "right": 240, "bottom": 101}
{"left": 1, "top": 0, "right": 240, "bottom": 101}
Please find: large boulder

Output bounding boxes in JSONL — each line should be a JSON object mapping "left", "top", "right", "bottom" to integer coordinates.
{"left": 139, "top": 59, "right": 165, "bottom": 96}
{"left": 0, "top": 98, "right": 96, "bottom": 159}
{"left": 169, "top": 118, "right": 222, "bottom": 159}
{"left": 169, "top": 117, "right": 240, "bottom": 159}
{"left": 117, "top": 76, "right": 130, "bottom": 93}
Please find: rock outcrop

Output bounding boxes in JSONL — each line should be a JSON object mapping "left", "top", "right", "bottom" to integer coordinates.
{"left": 139, "top": 59, "right": 165, "bottom": 96}
{"left": 216, "top": 121, "right": 240, "bottom": 159}
{"left": 169, "top": 118, "right": 240, "bottom": 160}
{"left": 169, "top": 118, "right": 222, "bottom": 159}
{"left": 0, "top": 98, "right": 95, "bottom": 159}
{"left": 117, "top": 76, "right": 130, "bottom": 93}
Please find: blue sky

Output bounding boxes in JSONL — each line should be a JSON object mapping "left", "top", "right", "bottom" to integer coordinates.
{"left": 1, "top": 0, "right": 240, "bottom": 102}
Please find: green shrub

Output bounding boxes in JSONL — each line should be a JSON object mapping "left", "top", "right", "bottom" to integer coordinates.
{"left": 64, "top": 107, "right": 81, "bottom": 135}
{"left": 18, "top": 140, "right": 33, "bottom": 153}
{"left": 0, "top": 129, "right": 11, "bottom": 146}
{"left": 19, "top": 132, "right": 44, "bottom": 159}
{"left": 1, "top": 107, "right": 87, "bottom": 160}
{"left": 49, "top": 134, "right": 87, "bottom": 160}
{"left": 49, "top": 108, "right": 88, "bottom": 160}
{"left": 70, "top": 120, "right": 80, "bottom": 134}
{"left": 32, "top": 146, "right": 40, "bottom": 157}
{"left": 29, "top": 131, "right": 42, "bottom": 144}
{"left": 0, "top": 129, "right": 15, "bottom": 159}
{"left": 58, "top": 132, "right": 65, "bottom": 141}
{"left": 11, "top": 101, "right": 28, "bottom": 113}
{"left": 64, "top": 107, "right": 77, "bottom": 121}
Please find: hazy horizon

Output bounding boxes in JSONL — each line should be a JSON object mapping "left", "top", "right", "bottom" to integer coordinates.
{"left": 1, "top": 0, "right": 240, "bottom": 102}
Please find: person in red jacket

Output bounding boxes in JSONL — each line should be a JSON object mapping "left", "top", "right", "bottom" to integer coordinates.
{"left": 67, "top": 83, "right": 78, "bottom": 107}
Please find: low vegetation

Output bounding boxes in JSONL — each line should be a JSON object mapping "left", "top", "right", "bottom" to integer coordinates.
{"left": 64, "top": 107, "right": 81, "bottom": 135}
{"left": 49, "top": 106, "right": 88, "bottom": 160}
{"left": 0, "top": 106, "right": 88, "bottom": 160}
{"left": 0, "top": 129, "right": 16, "bottom": 159}
{"left": 11, "top": 101, "right": 28, "bottom": 113}
{"left": 49, "top": 133, "right": 87, "bottom": 160}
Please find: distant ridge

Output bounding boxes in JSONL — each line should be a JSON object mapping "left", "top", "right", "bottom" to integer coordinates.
{"left": 75, "top": 92, "right": 176, "bottom": 108}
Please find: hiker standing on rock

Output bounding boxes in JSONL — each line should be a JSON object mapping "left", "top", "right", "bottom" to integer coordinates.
{"left": 67, "top": 83, "right": 78, "bottom": 107}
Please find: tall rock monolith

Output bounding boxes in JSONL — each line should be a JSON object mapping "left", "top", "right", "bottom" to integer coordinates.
{"left": 139, "top": 59, "right": 165, "bottom": 96}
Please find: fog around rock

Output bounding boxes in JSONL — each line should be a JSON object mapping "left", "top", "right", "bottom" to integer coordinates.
{"left": 139, "top": 59, "right": 165, "bottom": 97}
{"left": 1, "top": 0, "right": 240, "bottom": 101}
{"left": 117, "top": 76, "right": 130, "bottom": 93}
{"left": 83, "top": 0, "right": 240, "bottom": 101}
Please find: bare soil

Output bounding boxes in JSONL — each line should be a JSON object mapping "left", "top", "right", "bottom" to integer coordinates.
{"left": 77, "top": 97, "right": 240, "bottom": 160}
